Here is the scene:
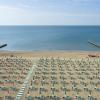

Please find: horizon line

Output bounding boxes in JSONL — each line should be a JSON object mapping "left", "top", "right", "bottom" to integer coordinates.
{"left": 0, "top": 25, "right": 100, "bottom": 26}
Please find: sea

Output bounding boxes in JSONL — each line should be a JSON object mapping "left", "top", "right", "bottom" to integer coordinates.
{"left": 0, "top": 26, "right": 100, "bottom": 51}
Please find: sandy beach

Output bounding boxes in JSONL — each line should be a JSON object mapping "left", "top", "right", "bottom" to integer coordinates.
{"left": 0, "top": 51, "right": 100, "bottom": 58}
{"left": 0, "top": 51, "right": 100, "bottom": 100}
{"left": 0, "top": 0, "right": 100, "bottom": 99}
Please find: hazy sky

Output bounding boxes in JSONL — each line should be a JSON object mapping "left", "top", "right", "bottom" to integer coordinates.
{"left": 0, "top": 0, "right": 100, "bottom": 25}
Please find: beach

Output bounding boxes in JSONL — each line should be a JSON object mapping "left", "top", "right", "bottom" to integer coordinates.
{"left": 0, "top": 51, "right": 100, "bottom": 99}
{"left": 0, "top": 0, "right": 100, "bottom": 99}
{"left": 0, "top": 51, "right": 100, "bottom": 58}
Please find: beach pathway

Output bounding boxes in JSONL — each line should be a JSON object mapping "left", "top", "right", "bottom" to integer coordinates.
{"left": 16, "top": 62, "right": 37, "bottom": 100}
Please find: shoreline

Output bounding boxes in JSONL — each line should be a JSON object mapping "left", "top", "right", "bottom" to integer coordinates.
{"left": 0, "top": 49, "right": 100, "bottom": 52}
{"left": 0, "top": 50, "right": 100, "bottom": 58}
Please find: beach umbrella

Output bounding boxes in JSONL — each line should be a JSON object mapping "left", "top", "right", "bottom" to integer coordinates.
{"left": 61, "top": 87, "right": 68, "bottom": 95}
{"left": 40, "top": 95, "right": 47, "bottom": 100}
{"left": 95, "top": 88, "right": 100, "bottom": 92}
{"left": 76, "top": 96, "right": 84, "bottom": 100}
{"left": 88, "top": 96, "right": 96, "bottom": 100}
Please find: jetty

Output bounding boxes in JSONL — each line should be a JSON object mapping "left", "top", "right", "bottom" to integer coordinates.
{"left": 0, "top": 44, "right": 7, "bottom": 48}
{"left": 88, "top": 41, "right": 100, "bottom": 48}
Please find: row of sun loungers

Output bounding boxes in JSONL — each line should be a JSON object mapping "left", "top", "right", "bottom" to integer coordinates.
{"left": 25, "top": 58, "right": 100, "bottom": 100}
{"left": 0, "top": 56, "right": 100, "bottom": 100}
{"left": 0, "top": 56, "right": 33, "bottom": 100}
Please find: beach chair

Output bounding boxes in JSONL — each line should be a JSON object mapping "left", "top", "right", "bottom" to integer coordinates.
{"left": 76, "top": 96, "right": 85, "bottom": 100}
{"left": 88, "top": 96, "right": 96, "bottom": 100}
{"left": 0, "top": 97, "right": 3, "bottom": 100}
{"left": 25, "top": 96, "right": 33, "bottom": 100}
{"left": 5, "top": 96, "right": 14, "bottom": 100}
{"left": 62, "top": 96, "right": 72, "bottom": 100}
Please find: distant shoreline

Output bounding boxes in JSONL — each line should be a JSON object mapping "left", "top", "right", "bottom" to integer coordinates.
{"left": 0, "top": 49, "right": 100, "bottom": 52}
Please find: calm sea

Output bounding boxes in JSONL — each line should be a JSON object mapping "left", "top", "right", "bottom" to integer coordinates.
{"left": 0, "top": 26, "right": 100, "bottom": 51}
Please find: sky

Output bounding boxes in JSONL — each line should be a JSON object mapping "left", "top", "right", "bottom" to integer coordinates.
{"left": 0, "top": 0, "right": 100, "bottom": 25}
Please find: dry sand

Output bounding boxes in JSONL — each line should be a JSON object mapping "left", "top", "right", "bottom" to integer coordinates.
{"left": 0, "top": 51, "right": 100, "bottom": 99}
{"left": 0, "top": 51, "right": 100, "bottom": 58}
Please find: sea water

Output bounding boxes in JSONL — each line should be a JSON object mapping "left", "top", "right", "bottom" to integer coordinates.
{"left": 0, "top": 26, "right": 100, "bottom": 51}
